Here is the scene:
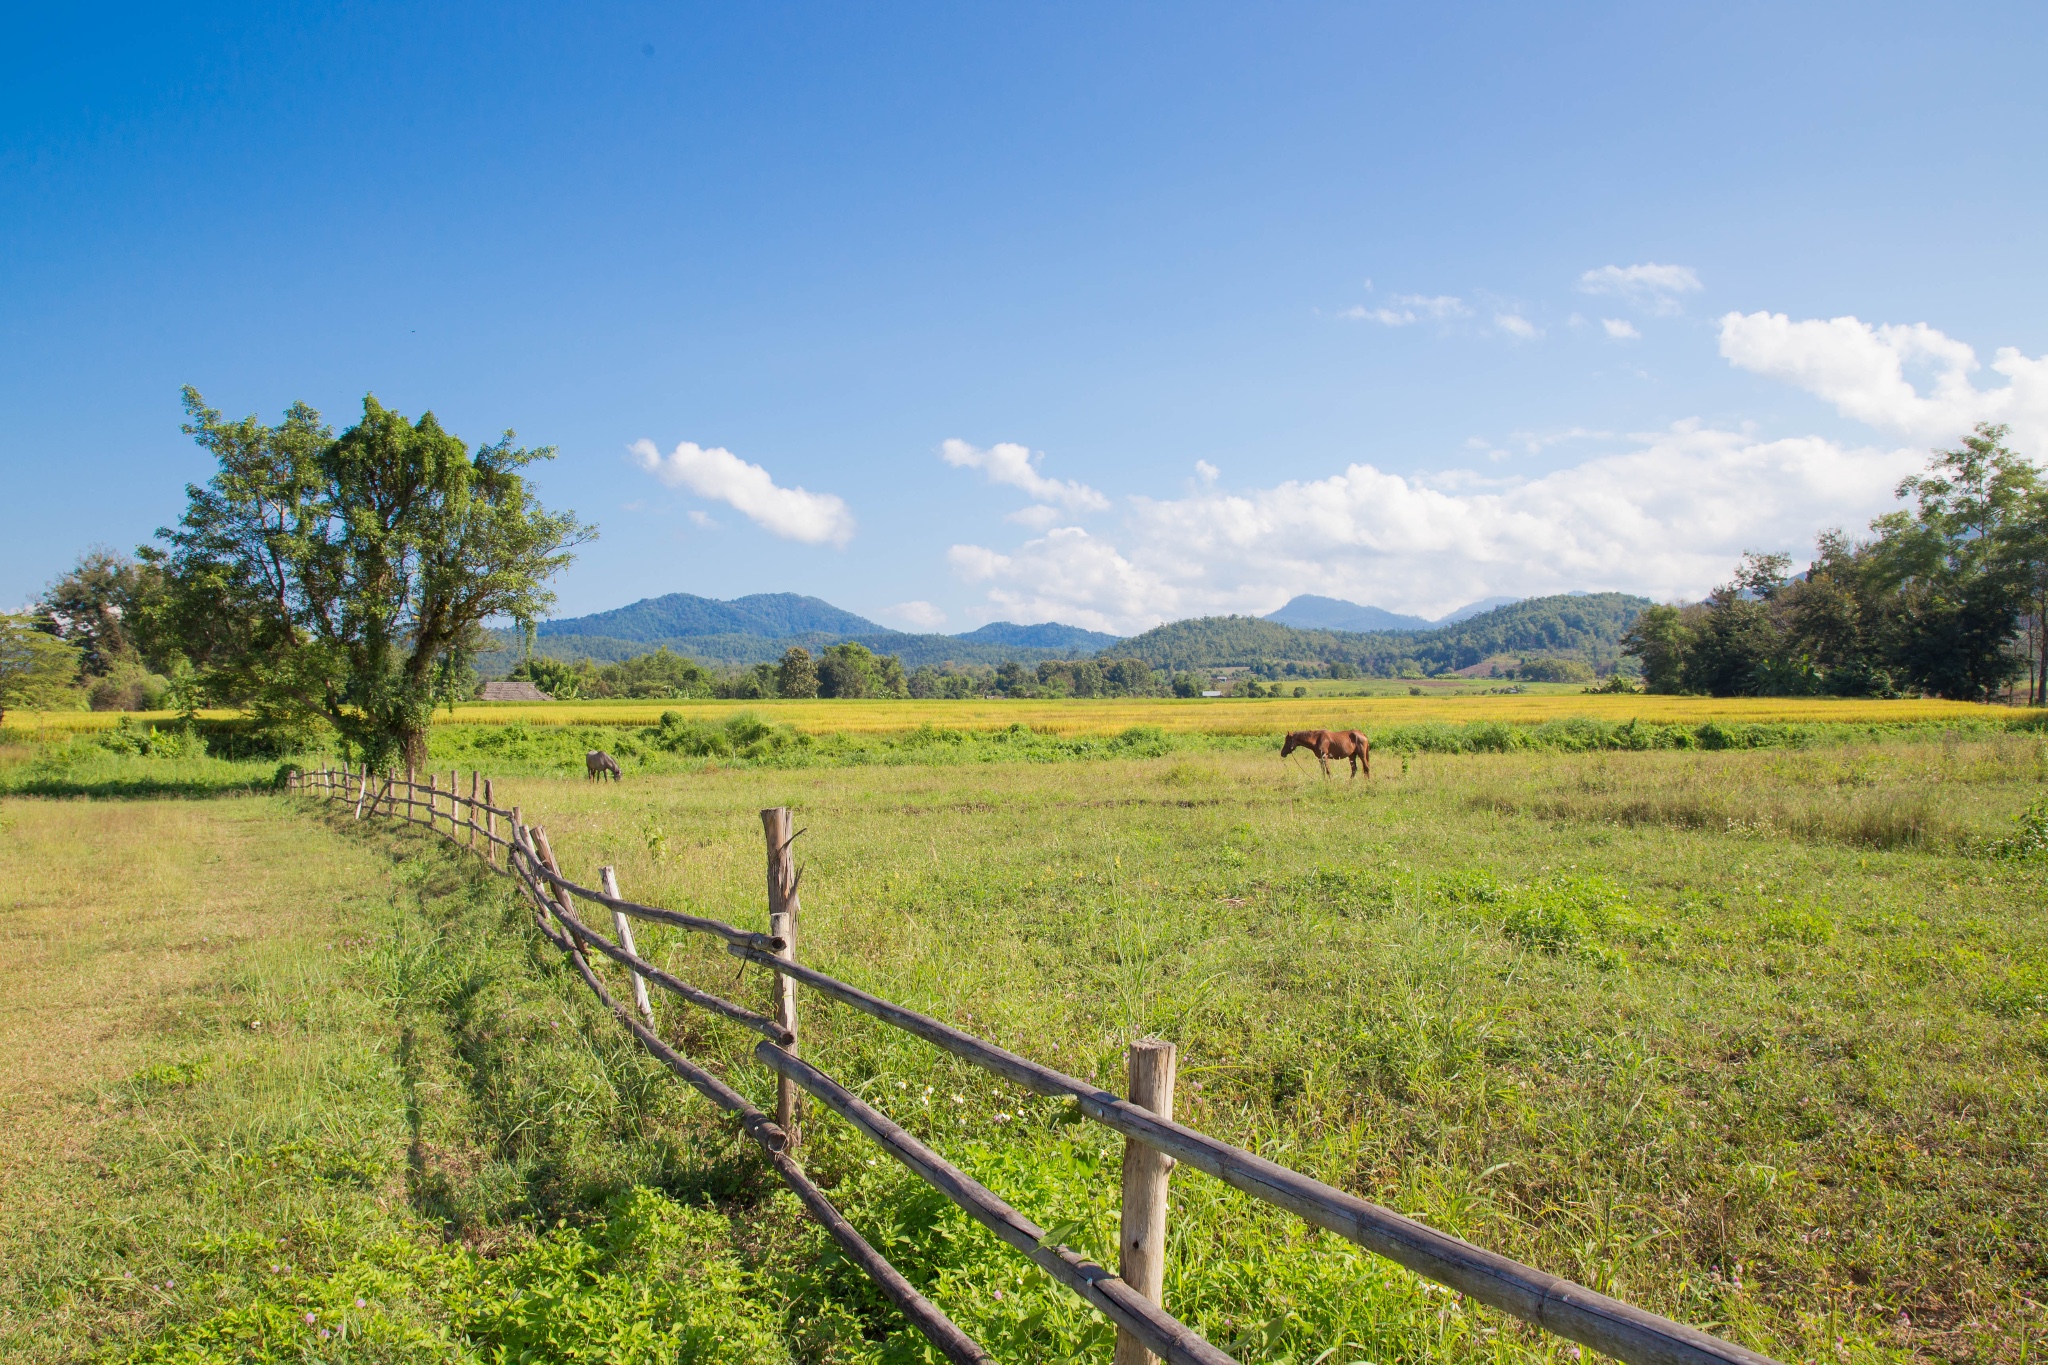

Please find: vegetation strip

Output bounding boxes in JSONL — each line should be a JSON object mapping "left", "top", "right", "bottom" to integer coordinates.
{"left": 510, "top": 816, "right": 996, "bottom": 1364}
{"left": 754, "top": 1042, "right": 1237, "bottom": 1365}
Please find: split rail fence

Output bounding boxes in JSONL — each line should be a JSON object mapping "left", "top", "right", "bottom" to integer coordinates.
{"left": 291, "top": 762, "right": 1782, "bottom": 1365}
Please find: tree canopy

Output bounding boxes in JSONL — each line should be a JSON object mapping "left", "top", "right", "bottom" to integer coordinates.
{"left": 0, "top": 614, "right": 83, "bottom": 724}
{"left": 153, "top": 389, "right": 590, "bottom": 765}
{"left": 1623, "top": 425, "right": 2048, "bottom": 701}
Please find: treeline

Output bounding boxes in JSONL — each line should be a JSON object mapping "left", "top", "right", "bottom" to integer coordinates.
{"left": 2, "top": 551, "right": 193, "bottom": 725}
{"left": 505, "top": 647, "right": 1202, "bottom": 701}
{"left": 1624, "top": 426, "right": 2048, "bottom": 702}
{"left": 508, "top": 642, "right": 913, "bottom": 700}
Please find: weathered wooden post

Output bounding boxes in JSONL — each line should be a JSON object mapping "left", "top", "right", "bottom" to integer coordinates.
{"left": 448, "top": 769, "right": 458, "bottom": 836}
{"left": 467, "top": 771, "right": 479, "bottom": 851}
{"left": 1114, "top": 1039, "right": 1178, "bottom": 1365}
{"left": 405, "top": 765, "right": 416, "bottom": 823}
{"left": 762, "top": 807, "right": 802, "bottom": 1144}
{"left": 600, "top": 866, "right": 654, "bottom": 1024}
{"left": 530, "top": 826, "right": 573, "bottom": 929}
{"left": 485, "top": 780, "right": 498, "bottom": 864}
{"left": 427, "top": 770, "right": 438, "bottom": 832}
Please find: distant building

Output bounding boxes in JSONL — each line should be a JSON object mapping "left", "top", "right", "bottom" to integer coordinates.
{"left": 480, "top": 680, "right": 552, "bottom": 702}
{"left": 1200, "top": 690, "right": 1224, "bottom": 698}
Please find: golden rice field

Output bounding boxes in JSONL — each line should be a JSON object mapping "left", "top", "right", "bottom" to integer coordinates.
{"left": 15, "top": 693, "right": 2040, "bottom": 736}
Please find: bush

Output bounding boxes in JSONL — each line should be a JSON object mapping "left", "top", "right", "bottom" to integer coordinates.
{"left": 1988, "top": 795, "right": 2048, "bottom": 860}
{"left": 650, "top": 710, "right": 797, "bottom": 760}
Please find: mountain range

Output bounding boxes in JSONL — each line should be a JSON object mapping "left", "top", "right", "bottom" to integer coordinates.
{"left": 483, "top": 589, "right": 1648, "bottom": 677}
{"left": 484, "top": 592, "right": 1123, "bottom": 672}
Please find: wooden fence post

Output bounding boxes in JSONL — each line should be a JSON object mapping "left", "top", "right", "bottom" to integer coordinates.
{"left": 406, "top": 765, "right": 415, "bottom": 823}
{"left": 448, "top": 769, "right": 457, "bottom": 837}
{"left": 468, "top": 771, "right": 479, "bottom": 851}
{"left": 601, "top": 865, "right": 655, "bottom": 1024}
{"left": 427, "top": 770, "right": 438, "bottom": 832}
{"left": 530, "top": 827, "right": 576, "bottom": 933}
{"left": 1114, "top": 1039, "right": 1178, "bottom": 1365}
{"left": 762, "top": 807, "right": 802, "bottom": 1145}
{"left": 485, "top": 781, "right": 498, "bottom": 864}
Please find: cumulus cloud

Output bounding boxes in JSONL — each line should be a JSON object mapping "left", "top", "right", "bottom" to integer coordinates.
{"left": 939, "top": 439, "right": 1109, "bottom": 511}
{"left": 1495, "top": 312, "right": 1541, "bottom": 340}
{"left": 1603, "top": 318, "right": 1641, "bottom": 340}
{"left": 884, "top": 600, "right": 947, "bottom": 631}
{"left": 946, "top": 424, "right": 1920, "bottom": 633}
{"left": 1579, "top": 263, "right": 1702, "bottom": 314}
{"left": 631, "top": 439, "right": 855, "bottom": 546}
{"left": 1342, "top": 294, "right": 1471, "bottom": 326}
{"left": 1194, "top": 460, "right": 1220, "bottom": 484}
{"left": 1718, "top": 311, "right": 2048, "bottom": 452}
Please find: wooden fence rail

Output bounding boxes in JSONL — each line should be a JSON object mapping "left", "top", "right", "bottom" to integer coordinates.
{"left": 289, "top": 762, "right": 1783, "bottom": 1365}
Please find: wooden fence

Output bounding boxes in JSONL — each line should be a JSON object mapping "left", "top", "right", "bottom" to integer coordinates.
{"left": 290, "top": 762, "right": 1783, "bottom": 1365}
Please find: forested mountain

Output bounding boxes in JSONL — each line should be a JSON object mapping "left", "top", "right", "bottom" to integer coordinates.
{"left": 539, "top": 592, "right": 882, "bottom": 640}
{"left": 1263, "top": 593, "right": 1524, "bottom": 632}
{"left": 953, "top": 621, "right": 1121, "bottom": 651}
{"left": 1263, "top": 595, "right": 1432, "bottom": 631}
{"left": 490, "top": 593, "right": 1121, "bottom": 677}
{"left": 1118, "top": 592, "right": 1651, "bottom": 675}
{"left": 476, "top": 628, "right": 1092, "bottom": 676}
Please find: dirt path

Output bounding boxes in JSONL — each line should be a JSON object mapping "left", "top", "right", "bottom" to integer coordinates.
{"left": 0, "top": 796, "right": 394, "bottom": 1355}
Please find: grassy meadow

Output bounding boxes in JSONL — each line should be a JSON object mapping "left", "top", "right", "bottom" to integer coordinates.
{"left": 1, "top": 717, "right": 2045, "bottom": 1363}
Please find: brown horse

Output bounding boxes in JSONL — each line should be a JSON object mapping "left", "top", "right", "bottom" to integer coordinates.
{"left": 1280, "top": 729, "right": 1371, "bottom": 778}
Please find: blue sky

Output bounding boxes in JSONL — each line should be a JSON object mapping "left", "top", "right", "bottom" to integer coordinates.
{"left": 5, "top": 3, "right": 2045, "bottom": 633}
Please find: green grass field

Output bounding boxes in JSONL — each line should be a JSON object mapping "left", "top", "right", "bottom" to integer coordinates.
{"left": 3, "top": 727, "right": 2044, "bottom": 1363}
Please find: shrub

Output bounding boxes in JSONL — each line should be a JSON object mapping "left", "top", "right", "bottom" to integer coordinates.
{"left": 1988, "top": 795, "right": 2048, "bottom": 860}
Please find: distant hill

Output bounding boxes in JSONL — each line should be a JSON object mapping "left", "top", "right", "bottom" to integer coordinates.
{"left": 539, "top": 592, "right": 882, "bottom": 641}
{"left": 1264, "top": 596, "right": 1433, "bottom": 632}
{"left": 1117, "top": 592, "right": 1651, "bottom": 674}
{"left": 1263, "top": 593, "right": 1524, "bottom": 632}
{"left": 953, "top": 621, "right": 1122, "bottom": 652}
{"left": 1435, "top": 595, "right": 1521, "bottom": 624}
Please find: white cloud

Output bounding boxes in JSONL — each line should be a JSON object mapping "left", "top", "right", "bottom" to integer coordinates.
{"left": 1495, "top": 313, "right": 1541, "bottom": 340}
{"left": 1602, "top": 318, "right": 1641, "bottom": 340}
{"left": 883, "top": 600, "right": 948, "bottom": 631}
{"left": 1343, "top": 294, "right": 1471, "bottom": 326}
{"left": 1194, "top": 460, "right": 1220, "bottom": 484}
{"left": 1005, "top": 504, "right": 1064, "bottom": 529}
{"left": 939, "top": 439, "right": 1108, "bottom": 511}
{"left": 687, "top": 509, "right": 717, "bottom": 528}
{"left": 1718, "top": 311, "right": 2048, "bottom": 452}
{"left": 946, "top": 424, "right": 1921, "bottom": 633}
{"left": 1578, "top": 263, "right": 1702, "bottom": 314}
{"left": 631, "top": 439, "right": 855, "bottom": 546}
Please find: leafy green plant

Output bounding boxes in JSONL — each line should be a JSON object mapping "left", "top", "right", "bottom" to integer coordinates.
{"left": 1987, "top": 794, "right": 2048, "bottom": 859}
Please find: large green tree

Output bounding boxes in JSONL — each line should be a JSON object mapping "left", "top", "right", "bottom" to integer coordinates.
{"left": 156, "top": 389, "right": 591, "bottom": 767}
{"left": 33, "top": 548, "right": 164, "bottom": 677}
{"left": 0, "top": 615, "right": 82, "bottom": 723}
{"left": 1861, "top": 424, "right": 2038, "bottom": 700}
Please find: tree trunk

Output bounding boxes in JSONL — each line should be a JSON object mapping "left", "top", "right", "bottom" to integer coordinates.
{"left": 401, "top": 723, "right": 431, "bottom": 773}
